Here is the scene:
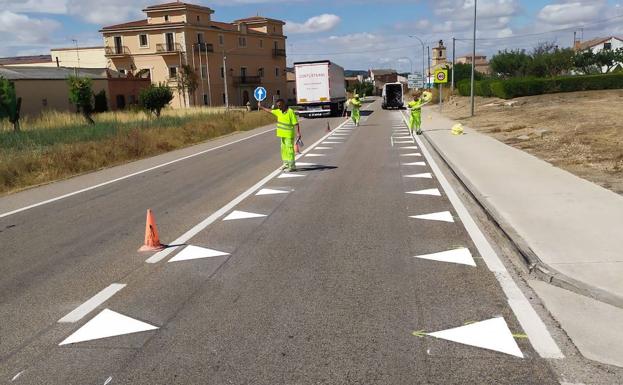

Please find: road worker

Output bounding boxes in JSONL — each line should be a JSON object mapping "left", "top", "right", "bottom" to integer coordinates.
{"left": 408, "top": 90, "right": 433, "bottom": 135}
{"left": 346, "top": 93, "right": 363, "bottom": 126}
{"left": 260, "top": 99, "right": 301, "bottom": 172}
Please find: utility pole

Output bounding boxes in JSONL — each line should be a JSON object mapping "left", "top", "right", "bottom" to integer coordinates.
{"left": 205, "top": 45, "right": 212, "bottom": 107}
{"left": 222, "top": 51, "right": 229, "bottom": 109}
{"left": 72, "top": 39, "right": 80, "bottom": 76}
{"left": 427, "top": 45, "right": 431, "bottom": 86}
{"left": 451, "top": 37, "right": 456, "bottom": 93}
{"left": 470, "top": 0, "right": 477, "bottom": 117}
{"left": 198, "top": 44, "right": 204, "bottom": 107}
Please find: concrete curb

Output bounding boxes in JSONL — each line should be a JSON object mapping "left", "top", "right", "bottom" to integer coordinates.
{"left": 422, "top": 130, "right": 623, "bottom": 310}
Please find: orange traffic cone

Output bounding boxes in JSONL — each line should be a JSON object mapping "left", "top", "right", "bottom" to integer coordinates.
{"left": 139, "top": 209, "right": 165, "bottom": 252}
{"left": 326, "top": 121, "right": 331, "bottom": 132}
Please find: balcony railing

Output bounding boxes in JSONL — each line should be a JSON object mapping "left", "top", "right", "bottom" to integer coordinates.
{"left": 105, "top": 46, "right": 130, "bottom": 57}
{"left": 233, "top": 75, "right": 262, "bottom": 86}
{"left": 195, "top": 43, "right": 214, "bottom": 53}
{"left": 156, "top": 43, "right": 183, "bottom": 54}
{"left": 272, "top": 48, "right": 286, "bottom": 57}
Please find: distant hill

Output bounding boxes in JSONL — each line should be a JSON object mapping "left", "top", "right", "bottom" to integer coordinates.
{"left": 345, "top": 70, "right": 368, "bottom": 77}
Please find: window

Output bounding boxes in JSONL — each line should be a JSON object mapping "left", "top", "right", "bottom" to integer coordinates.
{"left": 203, "top": 94, "right": 209, "bottom": 105}
{"left": 604, "top": 42, "right": 612, "bottom": 50}
{"left": 259, "top": 39, "right": 263, "bottom": 48}
{"left": 274, "top": 41, "right": 278, "bottom": 50}
{"left": 220, "top": 66, "right": 224, "bottom": 78}
{"left": 42, "top": 98, "right": 48, "bottom": 107}
{"left": 139, "top": 34, "right": 148, "bottom": 48}
{"left": 169, "top": 66, "right": 178, "bottom": 78}
{"left": 218, "top": 34, "right": 224, "bottom": 46}
{"left": 201, "top": 65, "right": 207, "bottom": 78}
{"left": 222, "top": 93, "right": 226, "bottom": 103}
{"left": 238, "top": 36, "right": 247, "bottom": 47}
{"left": 293, "top": 88, "right": 296, "bottom": 95}
{"left": 197, "top": 32, "right": 204, "bottom": 44}
{"left": 118, "top": 69, "right": 127, "bottom": 75}
{"left": 275, "top": 67, "right": 279, "bottom": 77}
{"left": 438, "top": 50, "right": 442, "bottom": 57}
{"left": 276, "top": 90, "right": 281, "bottom": 96}
{"left": 197, "top": 15, "right": 200, "bottom": 23}
{"left": 164, "top": 15, "right": 170, "bottom": 22}
{"left": 257, "top": 67, "right": 264, "bottom": 77}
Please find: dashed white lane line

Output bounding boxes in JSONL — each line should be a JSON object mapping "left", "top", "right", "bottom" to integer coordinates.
{"left": 145, "top": 118, "right": 349, "bottom": 264}
{"left": 222, "top": 210, "right": 266, "bottom": 221}
{"left": 11, "top": 371, "right": 24, "bottom": 381}
{"left": 399, "top": 111, "right": 564, "bottom": 359}
{"left": 59, "top": 309, "right": 158, "bottom": 346}
{"left": 414, "top": 247, "right": 476, "bottom": 267}
{"left": 410, "top": 211, "right": 455, "bottom": 223}
{"left": 0, "top": 127, "right": 277, "bottom": 219}
{"left": 58, "top": 283, "right": 126, "bottom": 323}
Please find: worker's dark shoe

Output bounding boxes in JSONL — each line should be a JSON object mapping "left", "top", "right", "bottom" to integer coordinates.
{"left": 416, "top": 130, "right": 423, "bottom": 135}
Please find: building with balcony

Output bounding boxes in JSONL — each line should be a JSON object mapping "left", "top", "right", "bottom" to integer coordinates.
{"left": 100, "top": 1, "right": 288, "bottom": 108}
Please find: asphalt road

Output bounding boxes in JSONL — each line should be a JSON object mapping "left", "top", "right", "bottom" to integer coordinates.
{"left": 1, "top": 101, "right": 560, "bottom": 384}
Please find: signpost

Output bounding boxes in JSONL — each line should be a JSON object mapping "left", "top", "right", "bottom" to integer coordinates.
{"left": 254, "top": 86, "right": 267, "bottom": 111}
{"left": 434, "top": 69, "right": 448, "bottom": 111}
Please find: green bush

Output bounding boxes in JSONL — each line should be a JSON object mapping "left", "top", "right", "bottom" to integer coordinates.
{"left": 460, "top": 73, "right": 623, "bottom": 99}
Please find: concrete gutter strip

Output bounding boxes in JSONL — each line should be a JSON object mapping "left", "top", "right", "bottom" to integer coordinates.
{"left": 421, "top": 109, "right": 623, "bottom": 309}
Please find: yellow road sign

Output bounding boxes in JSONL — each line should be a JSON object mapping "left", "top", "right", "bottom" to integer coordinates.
{"left": 434, "top": 69, "right": 448, "bottom": 84}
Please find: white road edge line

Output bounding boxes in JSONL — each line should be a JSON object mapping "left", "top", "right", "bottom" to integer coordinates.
{"left": 58, "top": 283, "right": 126, "bottom": 323}
{"left": 400, "top": 111, "right": 564, "bottom": 359}
{"left": 0, "top": 128, "right": 276, "bottom": 219}
{"left": 146, "top": 118, "right": 350, "bottom": 264}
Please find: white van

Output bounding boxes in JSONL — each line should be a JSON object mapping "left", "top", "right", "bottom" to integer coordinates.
{"left": 381, "top": 83, "right": 404, "bottom": 109}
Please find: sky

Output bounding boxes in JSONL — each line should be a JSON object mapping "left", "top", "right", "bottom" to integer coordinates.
{"left": 1, "top": 0, "right": 622, "bottom": 71}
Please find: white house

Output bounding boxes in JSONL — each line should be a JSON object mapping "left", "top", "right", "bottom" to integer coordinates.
{"left": 575, "top": 36, "right": 623, "bottom": 72}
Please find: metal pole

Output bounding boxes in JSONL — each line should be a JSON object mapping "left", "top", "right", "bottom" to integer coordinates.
{"left": 439, "top": 83, "right": 442, "bottom": 111}
{"left": 451, "top": 37, "right": 456, "bottom": 93}
{"left": 470, "top": 0, "right": 477, "bottom": 117}
{"left": 427, "top": 46, "right": 431, "bottom": 86}
{"left": 72, "top": 39, "right": 80, "bottom": 76}
{"left": 223, "top": 52, "right": 229, "bottom": 109}
{"left": 205, "top": 46, "right": 212, "bottom": 107}
{"left": 198, "top": 44, "right": 204, "bottom": 107}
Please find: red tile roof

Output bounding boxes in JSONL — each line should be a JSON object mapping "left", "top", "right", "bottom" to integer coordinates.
{"left": 0, "top": 55, "right": 52, "bottom": 65}
{"left": 143, "top": 2, "right": 213, "bottom": 12}
{"left": 101, "top": 19, "right": 149, "bottom": 30}
{"left": 234, "top": 16, "right": 284, "bottom": 25}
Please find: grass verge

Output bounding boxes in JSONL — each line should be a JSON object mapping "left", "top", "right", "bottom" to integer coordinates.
{"left": 0, "top": 108, "right": 274, "bottom": 195}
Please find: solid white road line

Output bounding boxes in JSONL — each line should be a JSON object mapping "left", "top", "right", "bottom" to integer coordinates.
{"left": 145, "top": 118, "right": 349, "bottom": 264}
{"left": 58, "top": 283, "right": 126, "bottom": 323}
{"left": 400, "top": 111, "right": 563, "bottom": 359}
{"left": 0, "top": 128, "right": 276, "bottom": 219}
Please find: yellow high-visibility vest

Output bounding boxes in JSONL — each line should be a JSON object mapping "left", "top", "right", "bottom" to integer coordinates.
{"left": 271, "top": 108, "right": 298, "bottom": 138}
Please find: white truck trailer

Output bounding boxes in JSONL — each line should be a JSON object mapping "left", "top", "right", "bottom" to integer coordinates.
{"left": 294, "top": 60, "right": 346, "bottom": 117}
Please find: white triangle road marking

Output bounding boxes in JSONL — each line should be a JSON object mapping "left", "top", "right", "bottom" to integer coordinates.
{"left": 277, "top": 173, "right": 305, "bottom": 179}
{"left": 400, "top": 146, "right": 419, "bottom": 150}
{"left": 401, "top": 153, "right": 422, "bottom": 157}
{"left": 402, "top": 162, "right": 426, "bottom": 166}
{"left": 315, "top": 147, "right": 333, "bottom": 150}
{"left": 305, "top": 153, "right": 326, "bottom": 157}
{"left": 410, "top": 211, "right": 454, "bottom": 223}
{"left": 406, "top": 188, "right": 441, "bottom": 196}
{"left": 296, "top": 162, "right": 316, "bottom": 166}
{"left": 168, "top": 245, "right": 229, "bottom": 262}
{"left": 322, "top": 141, "right": 342, "bottom": 144}
{"left": 413, "top": 247, "right": 476, "bottom": 266}
{"left": 404, "top": 173, "right": 433, "bottom": 179}
{"left": 256, "top": 188, "right": 290, "bottom": 196}
{"left": 394, "top": 140, "right": 414, "bottom": 144}
{"left": 59, "top": 309, "right": 158, "bottom": 346}
{"left": 223, "top": 210, "right": 267, "bottom": 221}
{"left": 428, "top": 317, "right": 524, "bottom": 358}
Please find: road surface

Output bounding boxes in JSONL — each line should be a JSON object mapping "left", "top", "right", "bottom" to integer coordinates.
{"left": 1, "top": 101, "right": 563, "bottom": 384}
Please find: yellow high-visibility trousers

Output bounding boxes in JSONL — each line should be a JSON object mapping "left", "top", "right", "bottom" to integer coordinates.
{"left": 281, "top": 137, "right": 295, "bottom": 168}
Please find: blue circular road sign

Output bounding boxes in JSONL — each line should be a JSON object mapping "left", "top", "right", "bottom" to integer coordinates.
{"left": 254, "top": 87, "right": 267, "bottom": 102}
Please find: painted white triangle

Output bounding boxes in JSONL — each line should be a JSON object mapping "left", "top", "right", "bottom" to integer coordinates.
{"left": 256, "top": 188, "right": 290, "bottom": 196}
{"left": 296, "top": 162, "right": 316, "bottom": 166}
{"left": 401, "top": 153, "right": 422, "bottom": 157}
{"left": 405, "top": 173, "right": 433, "bottom": 179}
{"left": 278, "top": 173, "right": 305, "bottom": 179}
{"left": 406, "top": 188, "right": 441, "bottom": 196}
{"left": 305, "top": 153, "right": 326, "bottom": 157}
{"left": 59, "top": 309, "right": 158, "bottom": 346}
{"left": 223, "top": 210, "right": 267, "bottom": 221}
{"left": 394, "top": 136, "right": 412, "bottom": 139}
{"left": 413, "top": 247, "right": 476, "bottom": 266}
{"left": 315, "top": 146, "right": 332, "bottom": 150}
{"left": 401, "top": 146, "right": 419, "bottom": 149}
{"left": 322, "top": 141, "right": 342, "bottom": 144}
{"left": 410, "top": 211, "right": 454, "bottom": 222}
{"left": 395, "top": 140, "right": 414, "bottom": 144}
{"left": 403, "top": 162, "right": 426, "bottom": 166}
{"left": 428, "top": 317, "right": 524, "bottom": 358}
{"left": 169, "top": 245, "right": 229, "bottom": 262}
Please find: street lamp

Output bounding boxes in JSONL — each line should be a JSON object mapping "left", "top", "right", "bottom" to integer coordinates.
{"left": 408, "top": 35, "right": 426, "bottom": 88}
{"left": 222, "top": 47, "right": 238, "bottom": 109}
{"left": 397, "top": 56, "right": 414, "bottom": 74}
{"left": 470, "top": 0, "right": 477, "bottom": 116}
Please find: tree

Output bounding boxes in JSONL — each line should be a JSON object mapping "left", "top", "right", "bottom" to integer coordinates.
{"left": 348, "top": 82, "right": 374, "bottom": 97}
{"left": 140, "top": 83, "right": 173, "bottom": 117}
{"left": 93, "top": 89, "right": 108, "bottom": 113}
{"left": 573, "top": 50, "right": 601, "bottom": 75}
{"left": 594, "top": 48, "right": 623, "bottom": 73}
{"left": 528, "top": 43, "right": 575, "bottom": 77}
{"left": 0, "top": 77, "right": 22, "bottom": 132}
{"left": 449, "top": 62, "right": 484, "bottom": 84}
{"left": 489, "top": 49, "right": 531, "bottom": 78}
{"left": 67, "top": 76, "right": 95, "bottom": 124}
{"left": 177, "top": 64, "right": 198, "bottom": 107}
